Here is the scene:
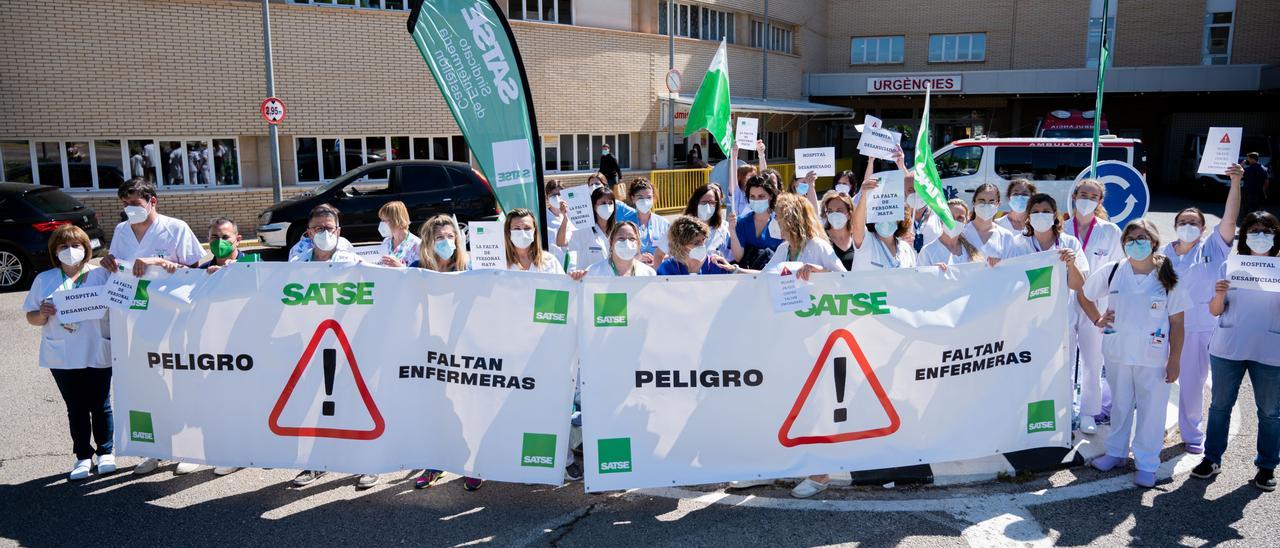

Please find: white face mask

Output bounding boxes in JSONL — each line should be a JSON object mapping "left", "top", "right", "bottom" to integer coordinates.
{"left": 124, "top": 205, "right": 149, "bottom": 225}
{"left": 547, "top": 195, "right": 562, "bottom": 209}
{"left": 835, "top": 183, "right": 851, "bottom": 195}
{"left": 749, "top": 199, "right": 770, "bottom": 214}
{"left": 434, "top": 238, "right": 457, "bottom": 260}
{"left": 974, "top": 203, "right": 999, "bottom": 221}
{"left": 613, "top": 239, "right": 639, "bottom": 261}
{"left": 906, "top": 193, "right": 925, "bottom": 210}
{"left": 1074, "top": 198, "right": 1099, "bottom": 217}
{"left": 874, "top": 222, "right": 898, "bottom": 238}
{"left": 767, "top": 218, "right": 783, "bottom": 239}
{"left": 826, "top": 212, "right": 849, "bottom": 229}
{"left": 688, "top": 245, "right": 708, "bottom": 263}
{"left": 1176, "top": 224, "right": 1202, "bottom": 244}
{"left": 635, "top": 198, "right": 654, "bottom": 214}
{"left": 1029, "top": 213, "right": 1056, "bottom": 233}
{"left": 510, "top": 229, "right": 535, "bottom": 249}
{"left": 795, "top": 183, "right": 810, "bottom": 196}
{"left": 1246, "top": 232, "right": 1275, "bottom": 255}
{"left": 378, "top": 221, "right": 392, "bottom": 238}
{"left": 312, "top": 229, "right": 338, "bottom": 252}
{"left": 944, "top": 222, "right": 965, "bottom": 239}
{"left": 595, "top": 203, "right": 614, "bottom": 220}
{"left": 697, "top": 203, "right": 716, "bottom": 221}
{"left": 1008, "top": 195, "right": 1030, "bottom": 214}
{"left": 57, "top": 245, "right": 85, "bottom": 266}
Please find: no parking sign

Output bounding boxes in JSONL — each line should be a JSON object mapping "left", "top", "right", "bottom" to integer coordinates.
{"left": 1076, "top": 161, "right": 1149, "bottom": 228}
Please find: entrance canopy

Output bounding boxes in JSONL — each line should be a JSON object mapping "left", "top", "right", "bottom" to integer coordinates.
{"left": 673, "top": 94, "right": 854, "bottom": 116}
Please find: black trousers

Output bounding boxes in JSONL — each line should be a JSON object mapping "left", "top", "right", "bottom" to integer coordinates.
{"left": 50, "top": 368, "right": 114, "bottom": 460}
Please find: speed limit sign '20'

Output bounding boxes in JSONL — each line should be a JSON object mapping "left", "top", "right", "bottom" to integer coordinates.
{"left": 261, "top": 97, "right": 286, "bottom": 125}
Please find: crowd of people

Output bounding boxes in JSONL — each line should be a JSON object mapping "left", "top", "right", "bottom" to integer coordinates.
{"left": 22, "top": 146, "right": 1279, "bottom": 498}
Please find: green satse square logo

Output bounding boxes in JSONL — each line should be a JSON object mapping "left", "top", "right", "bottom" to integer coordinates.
{"left": 1027, "top": 400, "right": 1056, "bottom": 433}
{"left": 1025, "top": 267, "right": 1053, "bottom": 301}
{"left": 130, "top": 279, "right": 151, "bottom": 310}
{"left": 597, "top": 437, "right": 632, "bottom": 474}
{"left": 533, "top": 289, "right": 569, "bottom": 325}
{"left": 594, "top": 293, "right": 628, "bottom": 327}
{"left": 130, "top": 410, "right": 155, "bottom": 443}
{"left": 521, "top": 432, "right": 557, "bottom": 468}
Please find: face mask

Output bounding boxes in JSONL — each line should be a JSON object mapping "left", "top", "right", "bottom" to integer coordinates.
{"left": 312, "top": 229, "right": 338, "bottom": 252}
{"left": 697, "top": 203, "right": 716, "bottom": 221}
{"left": 595, "top": 203, "right": 614, "bottom": 220}
{"left": 1175, "top": 224, "right": 1202, "bottom": 244}
{"left": 510, "top": 229, "right": 535, "bottom": 249}
{"left": 1074, "top": 198, "right": 1099, "bottom": 217}
{"left": 945, "top": 222, "right": 965, "bottom": 239}
{"left": 796, "top": 183, "right": 810, "bottom": 196}
{"left": 767, "top": 219, "right": 783, "bottom": 239}
{"left": 975, "top": 203, "right": 999, "bottom": 221}
{"left": 590, "top": 184, "right": 603, "bottom": 192}
{"left": 613, "top": 239, "right": 639, "bottom": 261}
{"left": 1246, "top": 232, "right": 1275, "bottom": 255}
{"left": 906, "top": 193, "right": 925, "bottom": 210}
{"left": 57, "top": 245, "right": 85, "bottom": 266}
{"left": 210, "top": 238, "right": 234, "bottom": 259}
{"left": 688, "top": 245, "right": 708, "bottom": 263}
{"left": 434, "top": 238, "right": 457, "bottom": 260}
{"left": 547, "top": 195, "right": 562, "bottom": 209}
{"left": 378, "top": 221, "right": 392, "bottom": 238}
{"left": 835, "top": 184, "right": 851, "bottom": 195}
{"left": 1124, "top": 239, "right": 1153, "bottom": 261}
{"left": 124, "top": 205, "right": 149, "bottom": 225}
{"left": 874, "top": 222, "right": 898, "bottom": 238}
{"left": 826, "top": 212, "right": 849, "bottom": 229}
{"left": 635, "top": 198, "right": 654, "bottom": 214}
{"left": 749, "top": 199, "right": 770, "bottom": 214}
{"left": 1008, "top": 195, "right": 1030, "bottom": 214}
{"left": 602, "top": 148, "right": 611, "bottom": 156}
{"left": 1029, "top": 213, "right": 1056, "bottom": 233}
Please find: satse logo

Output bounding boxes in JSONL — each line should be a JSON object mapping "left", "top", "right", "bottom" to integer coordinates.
{"left": 533, "top": 289, "right": 569, "bottom": 325}
{"left": 1027, "top": 400, "right": 1056, "bottom": 433}
{"left": 130, "top": 410, "right": 155, "bottom": 443}
{"left": 281, "top": 282, "right": 375, "bottom": 306}
{"left": 593, "top": 293, "right": 628, "bottom": 327}
{"left": 130, "top": 280, "right": 151, "bottom": 310}
{"left": 492, "top": 139, "right": 536, "bottom": 188}
{"left": 1025, "top": 267, "right": 1053, "bottom": 300}
{"left": 461, "top": 4, "right": 520, "bottom": 104}
{"left": 597, "top": 437, "right": 632, "bottom": 474}
{"left": 521, "top": 432, "right": 557, "bottom": 467}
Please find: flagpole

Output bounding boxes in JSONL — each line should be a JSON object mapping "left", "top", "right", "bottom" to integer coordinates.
{"left": 1089, "top": 0, "right": 1110, "bottom": 179}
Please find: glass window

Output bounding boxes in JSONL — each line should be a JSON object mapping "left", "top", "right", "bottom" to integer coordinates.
{"left": 344, "top": 137, "right": 364, "bottom": 173}
{"left": 184, "top": 140, "right": 211, "bottom": 185}
{"left": 35, "top": 142, "right": 63, "bottom": 187}
{"left": 617, "top": 134, "right": 631, "bottom": 169}
{"left": 508, "top": 0, "right": 523, "bottom": 19}
{"left": 390, "top": 136, "right": 410, "bottom": 160}
{"left": 94, "top": 140, "right": 124, "bottom": 189}
{"left": 930, "top": 33, "right": 985, "bottom": 63}
{"left": 1202, "top": 5, "right": 1235, "bottom": 65}
{"left": 658, "top": 0, "right": 667, "bottom": 35}
{"left": 159, "top": 141, "right": 184, "bottom": 185}
{"left": 933, "top": 145, "right": 982, "bottom": 178}
{"left": 451, "top": 135, "right": 469, "bottom": 163}
{"left": 994, "top": 147, "right": 1128, "bottom": 181}
{"left": 557, "top": 0, "right": 571, "bottom": 24}
{"left": 851, "top": 36, "right": 903, "bottom": 64}
{"left": 296, "top": 138, "right": 319, "bottom": 182}
{"left": 366, "top": 136, "right": 388, "bottom": 163}
{"left": 543, "top": 136, "right": 559, "bottom": 172}
{"left": 413, "top": 137, "right": 430, "bottom": 160}
{"left": 212, "top": 139, "right": 238, "bottom": 185}
{"left": 128, "top": 140, "right": 159, "bottom": 183}
{"left": 432, "top": 137, "right": 449, "bottom": 161}
{"left": 559, "top": 134, "right": 575, "bottom": 172}
{"left": 321, "top": 139, "right": 341, "bottom": 180}
{"left": 576, "top": 134, "right": 590, "bottom": 171}
{"left": 65, "top": 142, "right": 92, "bottom": 188}
{"left": 590, "top": 136, "right": 604, "bottom": 169}
{"left": 1086, "top": 0, "right": 1117, "bottom": 68}
{"left": 1, "top": 140, "right": 32, "bottom": 183}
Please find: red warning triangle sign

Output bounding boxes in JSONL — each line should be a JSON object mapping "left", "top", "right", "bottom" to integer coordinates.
{"left": 778, "top": 329, "right": 900, "bottom": 447}
{"left": 268, "top": 320, "right": 385, "bottom": 440}
{"left": 1220, "top": 133, "right": 1232, "bottom": 144}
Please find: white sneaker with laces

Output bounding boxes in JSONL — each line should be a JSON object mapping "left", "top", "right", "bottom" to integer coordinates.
{"left": 96, "top": 454, "right": 117, "bottom": 474}
{"left": 791, "top": 478, "right": 830, "bottom": 498}
{"left": 174, "top": 462, "right": 201, "bottom": 475}
{"left": 213, "top": 466, "right": 241, "bottom": 476}
{"left": 726, "top": 479, "right": 773, "bottom": 489}
{"left": 69, "top": 459, "right": 92, "bottom": 481}
{"left": 133, "top": 457, "right": 162, "bottom": 475}
{"left": 1080, "top": 415, "right": 1098, "bottom": 434}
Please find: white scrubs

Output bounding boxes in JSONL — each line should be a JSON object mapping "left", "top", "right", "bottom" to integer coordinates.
{"left": 763, "top": 238, "right": 848, "bottom": 274}
{"left": 918, "top": 238, "right": 980, "bottom": 266}
{"left": 995, "top": 215, "right": 1027, "bottom": 234}
{"left": 584, "top": 259, "right": 656, "bottom": 277}
{"left": 108, "top": 214, "right": 204, "bottom": 266}
{"left": 1084, "top": 260, "right": 1191, "bottom": 472}
{"left": 852, "top": 235, "right": 917, "bottom": 271}
{"left": 965, "top": 221, "right": 1015, "bottom": 260}
{"left": 23, "top": 266, "right": 112, "bottom": 370}
{"left": 508, "top": 253, "right": 566, "bottom": 274}
{"left": 566, "top": 224, "right": 609, "bottom": 271}
{"left": 547, "top": 207, "right": 571, "bottom": 266}
{"left": 1066, "top": 217, "right": 1124, "bottom": 419}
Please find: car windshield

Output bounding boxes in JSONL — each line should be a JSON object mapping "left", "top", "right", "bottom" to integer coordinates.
{"left": 311, "top": 168, "right": 365, "bottom": 195}
{"left": 24, "top": 188, "right": 85, "bottom": 214}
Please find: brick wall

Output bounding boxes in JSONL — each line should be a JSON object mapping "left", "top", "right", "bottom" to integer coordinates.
{"left": 1112, "top": 0, "right": 1203, "bottom": 67}
{"left": 1232, "top": 0, "right": 1280, "bottom": 65}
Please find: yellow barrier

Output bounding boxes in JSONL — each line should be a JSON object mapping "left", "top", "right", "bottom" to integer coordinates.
{"left": 649, "top": 167, "right": 711, "bottom": 215}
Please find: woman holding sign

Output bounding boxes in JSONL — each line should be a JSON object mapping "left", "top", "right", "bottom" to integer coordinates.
{"left": 376, "top": 201, "right": 421, "bottom": 268}
{"left": 849, "top": 152, "right": 917, "bottom": 271}
{"left": 22, "top": 225, "right": 114, "bottom": 481}
{"left": 1066, "top": 178, "right": 1124, "bottom": 435}
{"left": 1191, "top": 210, "right": 1280, "bottom": 492}
{"left": 995, "top": 179, "right": 1037, "bottom": 233}
{"left": 557, "top": 186, "right": 616, "bottom": 270}
{"left": 918, "top": 199, "right": 985, "bottom": 266}
{"left": 583, "top": 222, "right": 656, "bottom": 277}
{"left": 504, "top": 208, "right": 564, "bottom": 274}
{"left": 1084, "top": 219, "right": 1189, "bottom": 488}
{"left": 762, "top": 193, "right": 846, "bottom": 279}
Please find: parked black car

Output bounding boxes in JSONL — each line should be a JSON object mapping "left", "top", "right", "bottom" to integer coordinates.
{"left": 0, "top": 183, "right": 106, "bottom": 290}
{"left": 257, "top": 160, "right": 501, "bottom": 249}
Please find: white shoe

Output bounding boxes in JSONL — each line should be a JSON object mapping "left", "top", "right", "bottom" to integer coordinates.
{"left": 1080, "top": 415, "right": 1098, "bottom": 434}
{"left": 357, "top": 474, "right": 379, "bottom": 489}
{"left": 133, "top": 457, "right": 162, "bottom": 475}
{"left": 96, "top": 454, "right": 117, "bottom": 474}
{"left": 174, "top": 462, "right": 201, "bottom": 475}
{"left": 726, "top": 479, "right": 773, "bottom": 489}
{"left": 791, "top": 478, "right": 830, "bottom": 498}
{"left": 69, "top": 459, "right": 92, "bottom": 481}
{"left": 213, "top": 466, "right": 241, "bottom": 476}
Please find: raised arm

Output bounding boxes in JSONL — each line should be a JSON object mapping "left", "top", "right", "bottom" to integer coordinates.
{"left": 851, "top": 166, "right": 876, "bottom": 248}
{"left": 1219, "top": 163, "right": 1243, "bottom": 243}
{"left": 755, "top": 139, "right": 767, "bottom": 173}
{"left": 555, "top": 201, "right": 571, "bottom": 248}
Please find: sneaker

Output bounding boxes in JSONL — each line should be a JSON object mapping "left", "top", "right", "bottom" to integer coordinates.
{"left": 69, "top": 459, "right": 92, "bottom": 481}
{"left": 790, "top": 478, "right": 829, "bottom": 499}
{"left": 463, "top": 477, "right": 483, "bottom": 491}
{"left": 1134, "top": 470, "right": 1156, "bottom": 488}
{"left": 357, "top": 474, "right": 379, "bottom": 489}
{"left": 1091, "top": 455, "right": 1125, "bottom": 472}
{"left": 174, "top": 462, "right": 201, "bottom": 475}
{"left": 213, "top": 467, "right": 241, "bottom": 476}
{"left": 1190, "top": 459, "right": 1221, "bottom": 479}
{"left": 292, "top": 470, "right": 325, "bottom": 487}
{"left": 1253, "top": 469, "right": 1276, "bottom": 492}
{"left": 96, "top": 454, "right": 117, "bottom": 474}
{"left": 414, "top": 469, "right": 444, "bottom": 489}
{"left": 1079, "top": 415, "right": 1098, "bottom": 434}
{"left": 727, "top": 479, "right": 773, "bottom": 489}
{"left": 132, "top": 457, "right": 162, "bottom": 475}
{"left": 564, "top": 462, "right": 583, "bottom": 482}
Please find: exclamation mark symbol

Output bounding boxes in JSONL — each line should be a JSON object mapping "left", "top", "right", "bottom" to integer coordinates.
{"left": 833, "top": 357, "right": 847, "bottom": 423}
{"left": 322, "top": 348, "right": 336, "bottom": 417}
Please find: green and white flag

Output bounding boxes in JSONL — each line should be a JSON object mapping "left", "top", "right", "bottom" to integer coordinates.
{"left": 684, "top": 39, "right": 733, "bottom": 155}
{"left": 1088, "top": 0, "right": 1111, "bottom": 178}
{"left": 912, "top": 85, "right": 957, "bottom": 230}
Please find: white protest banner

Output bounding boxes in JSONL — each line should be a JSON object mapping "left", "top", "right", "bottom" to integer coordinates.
{"left": 767, "top": 270, "right": 810, "bottom": 313}
{"left": 794, "top": 147, "right": 836, "bottom": 177}
{"left": 351, "top": 245, "right": 384, "bottom": 262}
{"left": 864, "top": 172, "right": 906, "bottom": 223}
{"left": 1225, "top": 255, "right": 1280, "bottom": 293}
{"left": 468, "top": 221, "right": 508, "bottom": 270}
{"left": 111, "top": 264, "right": 578, "bottom": 485}
{"left": 579, "top": 252, "right": 1070, "bottom": 492}
{"left": 52, "top": 286, "right": 107, "bottom": 324}
{"left": 562, "top": 185, "right": 595, "bottom": 230}
{"left": 857, "top": 115, "right": 904, "bottom": 161}
{"left": 736, "top": 118, "right": 759, "bottom": 150}
{"left": 1198, "top": 127, "right": 1243, "bottom": 176}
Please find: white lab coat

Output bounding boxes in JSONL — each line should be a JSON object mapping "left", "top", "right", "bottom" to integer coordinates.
{"left": 918, "top": 237, "right": 981, "bottom": 266}
{"left": 584, "top": 259, "right": 656, "bottom": 277}
{"left": 22, "top": 266, "right": 111, "bottom": 370}
{"left": 764, "top": 238, "right": 848, "bottom": 274}
{"left": 566, "top": 224, "right": 609, "bottom": 271}
{"left": 965, "top": 222, "right": 1015, "bottom": 260}
{"left": 108, "top": 214, "right": 204, "bottom": 266}
{"left": 851, "top": 235, "right": 917, "bottom": 271}
{"left": 508, "top": 253, "right": 566, "bottom": 274}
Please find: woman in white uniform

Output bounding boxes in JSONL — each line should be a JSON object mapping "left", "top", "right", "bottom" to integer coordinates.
{"left": 544, "top": 179, "right": 572, "bottom": 268}
{"left": 584, "top": 222, "right": 657, "bottom": 277}
{"left": 964, "top": 183, "right": 1016, "bottom": 259}
{"left": 23, "top": 225, "right": 114, "bottom": 481}
{"left": 376, "top": 201, "right": 421, "bottom": 268}
{"left": 505, "top": 208, "right": 564, "bottom": 274}
{"left": 995, "top": 179, "right": 1037, "bottom": 234}
{"left": 919, "top": 199, "right": 985, "bottom": 266}
{"left": 763, "top": 193, "right": 847, "bottom": 280}
{"left": 1191, "top": 210, "right": 1280, "bottom": 492}
{"left": 628, "top": 178, "right": 670, "bottom": 268}
{"left": 1164, "top": 164, "right": 1241, "bottom": 454}
{"left": 848, "top": 154, "right": 917, "bottom": 271}
{"left": 1084, "top": 219, "right": 1189, "bottom": 488}
{"left": 557, "top": 186, "right": 615, "bottom": 270}
{"left": 991, "top": 193, "right": 1088, "bottom": 291}
{"left": 1065, "top": 178, "right": 1124, "bottom": 434}
{"left": 683, "top": 184, "right": 741, "bottom": 263}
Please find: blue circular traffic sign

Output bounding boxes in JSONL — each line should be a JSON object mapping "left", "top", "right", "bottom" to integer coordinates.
{"left": 1076, "top": 160, "right": 1149, "bottom": 228}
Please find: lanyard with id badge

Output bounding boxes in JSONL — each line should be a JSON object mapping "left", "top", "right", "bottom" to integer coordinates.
{"left": 1146, "top": 294, "right": 1169, "bottom": 360}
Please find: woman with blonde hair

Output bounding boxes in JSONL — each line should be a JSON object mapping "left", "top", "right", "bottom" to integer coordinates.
{"left": 763, "top": 193, "right": 846, "bottom": 279}
{"left": 821, "top": 191, "right": 857, "bottom": 271}
{"left": 919, "top": 199, "right": 985, "bottom": 266}
{"left": 376, "top": 200, "right": 420, "bottom": 268}
{"left": 504, "top": 208, "right": 562, "bottom": 273}
{"left": 656, "top": 216, "right": 754, "bottom": 275}
{"left": 412, "top": 214, "right": 470, "bottom": 272}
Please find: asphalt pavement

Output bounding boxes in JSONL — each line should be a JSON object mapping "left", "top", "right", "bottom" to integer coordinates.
{"left": 1, "top": 189, "right": 1276, "bottom": 547}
